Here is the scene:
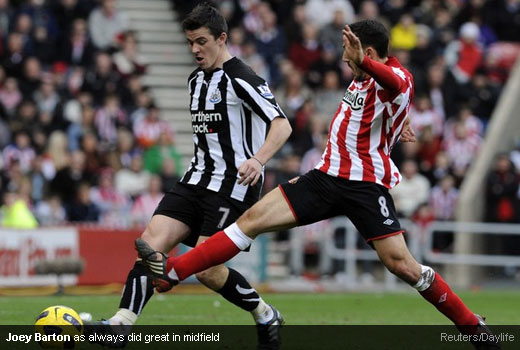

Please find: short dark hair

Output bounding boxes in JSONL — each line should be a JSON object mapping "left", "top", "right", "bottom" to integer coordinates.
{"left": 349, "top": 20, "right": 389, "bottom": 58}
{"left": 182, "top": 3, "right": 228, "bottom": 40}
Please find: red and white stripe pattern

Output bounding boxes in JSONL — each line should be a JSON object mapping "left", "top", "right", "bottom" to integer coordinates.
{"left": 316, "top": 57, "right": 413, "bottom": 189}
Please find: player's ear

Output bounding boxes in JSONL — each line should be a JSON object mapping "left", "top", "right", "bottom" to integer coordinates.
{"left": 365, "top": 47, "right": 375, "bottom": 59}
{"left": 218, "top": 32, "right": 227, "bottom": 45}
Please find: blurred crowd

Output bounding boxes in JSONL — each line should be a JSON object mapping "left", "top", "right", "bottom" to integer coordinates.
{"left": 0, "top": 0, "right": 182, "bottom": 228}
{"left": 1, "top": 0, "right": 519, "bottom": 236}
{"left": 175, "top": 0, "right": 520, "bottom": 233}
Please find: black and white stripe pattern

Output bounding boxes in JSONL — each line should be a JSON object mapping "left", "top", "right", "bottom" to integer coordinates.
{"left": 119, "top": 262, "right": 154, "bottom": 316}
{"left": 181, "top": 57, "right": 285, "bottom": 204}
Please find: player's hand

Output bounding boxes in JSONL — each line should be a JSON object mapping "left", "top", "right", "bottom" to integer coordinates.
{"left": 238, "top": 157, "right": 263, "bottom": 186}
{"left": 342, "top": 25, "right": 364, "bottom": 65}
{"left": 401, "top": 119, "right": 416, "bottom": 142}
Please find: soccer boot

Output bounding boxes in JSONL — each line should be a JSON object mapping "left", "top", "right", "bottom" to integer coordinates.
{"left": 256, "top": 305, "right": 285, "bottom": 350}
{"left": 471, "top": 314, "right": 501, "bottom": 350}
{"left": 457, "top": 314, "right": 501, "bottom": 350}
{"left": 83, "top": 319, "right": 129, "bottom": 349}
{"left": 134, "top": 238, "right": 179, "bottom": 292}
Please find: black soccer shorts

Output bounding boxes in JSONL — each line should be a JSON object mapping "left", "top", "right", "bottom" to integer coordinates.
{"left": 279, "top": 169, "right": 404, "bottom": 245}
{"left": 153, "top": 183, "right": 250, "bottom": 247}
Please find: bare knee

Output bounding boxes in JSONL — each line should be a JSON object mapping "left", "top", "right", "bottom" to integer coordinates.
{"left": 382, "top": 256, "right": 420, "bottom": 284}
{"left": 195, "top": 265, "right": 228, "bottom": 290}
{"left": 236, "top": 208, "right": 262, "bottom": 238}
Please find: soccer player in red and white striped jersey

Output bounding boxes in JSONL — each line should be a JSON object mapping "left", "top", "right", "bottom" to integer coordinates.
{"left": 137, "top": 20, "right": 499, "bottom": 350}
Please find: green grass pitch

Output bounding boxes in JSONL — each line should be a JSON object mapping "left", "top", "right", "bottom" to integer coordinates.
{"left": 1, "top": 291, "right": 518, "bottom": 325}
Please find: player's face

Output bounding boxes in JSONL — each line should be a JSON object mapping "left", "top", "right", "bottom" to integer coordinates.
{"left": 186, "top": 27, "right": 226, "bottom": 71}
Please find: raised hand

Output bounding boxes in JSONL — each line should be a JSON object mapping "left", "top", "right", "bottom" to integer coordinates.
{"left": 342, "top": 25, "right": 364, "bottom": 65}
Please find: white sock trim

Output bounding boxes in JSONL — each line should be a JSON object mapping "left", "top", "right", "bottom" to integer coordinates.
{"left": 251, "top": 299, "right": 273, "bottom": 324}
{"left": 224, "top": 223, "right": 253, "bottom": 250}
{"left": 112, "top": 309, "right": 138, "bottom": 326}
{"left": 413, "top": 264, "right": 435, "bottom": 292}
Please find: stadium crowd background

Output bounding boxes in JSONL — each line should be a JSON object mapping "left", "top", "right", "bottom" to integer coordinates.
{"left": 0, "top": 0, "right": 519, "bottom": 246}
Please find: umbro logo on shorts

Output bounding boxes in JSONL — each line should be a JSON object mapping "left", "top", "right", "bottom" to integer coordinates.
{"left": 383, "top": 219, "right": 394, "bottom": 225}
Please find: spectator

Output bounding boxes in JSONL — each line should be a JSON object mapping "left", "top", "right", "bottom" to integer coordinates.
{"left": 114, "top": 152, "right": 150, "bottom": 198}
{"left": 0, "top": 0, "right": 13, "bottom": 40}
{"left": 430, "top": 175, "right": 459, "bottom": 221}
{"left": 59, "top": 18, "right": 95, "bottom": 67}
{"left": 390, "top": 14, "right": 418, "bottom": 50}
{"left": 133, "top": 104, "right": 173, "bottom": 149}
{"left": 1, "top": 189, "right": 38, "bottom": 228}
{"left": 49, "top": 150, "right": 92, "bottom": 205}
{"left": 112, "top": 31, "right": 147, "bottom": 78}
{"left": 90, "top": 167, "right": 130, "bottom": 226}
{"left": 390, "top": 159, "right": 431, "bottom": 218}
{"left": 289, "top": 23, "right": 322, "bottom": 73}
{"left": 304, "top": 0, "right": 354, "bottom": 30}
{"left": 318, "top": 9, "right": 345, "bottom": 58}
{"left": 314, "top": 70, "right": 343, "bottom": 119}
{"left": 283, "top": 2, "right": 305, "bottom": 45}
{"left": 240, "top": 40, "right": 270, "bottom": 83}
{"left": 443, "top": 120, "right": 482, "bottom": 181}
{"left": 485, "top": 154, "right": 519, "bottom": 223}
{"left": 410, "top": 94, "right": 444, "bottom": 139}
{"left": 0, "top": 77, "right": 22, "bottom": 116}
{"left": 66, "top": 181, "right": 100, "bottom": 222}
{"left": 94, "top": 93, "right": 127, "bottom": 147}
{"left": 130, "top": 174, "right": 163, "bottom": 227}
{"left": 33, "top": 80, "right": 61, "bottom": 116}
{"left": 115, "top": 128, "right": 135, "bottom": 169}
{"left": 19, "top": 56, "right": 42, "bottom": 97}
{"left": 88, "top": 0, "right": 129, "bottom": 50}
{"left": 143, "top": 128, "right": 182, "bottom": 175}
{"left": 2, "top": 130, "right": 35, "bottom": 173}
{"left": 252, "top": 6, "right": 285, "bottom": 86}
{"left": 2, "top": 32, "right": 26, "bottom": 77}
{"left": 159, "top": 157, "right": 180, "bottom": 193}
{"left": 444, "top": 22, "right": 483, "bottom": 85}
{"left": 306, "top": 43, "right": 343, "bottom": 89}
{"left": 34, "top": 194, "right": 66, "bottom": 226}
{"left": 67, "top": 105, "right": 96, "bottom": 151}
{"left": 82, "top": 52, "right": 121, "bottom": 105}
{"left": 275, "top": 65, "right": 312, "bottom": 122}
{"left": 46, "top": 130, "right": 68, "bottom": 172}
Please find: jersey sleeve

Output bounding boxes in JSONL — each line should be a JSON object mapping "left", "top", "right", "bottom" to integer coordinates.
{"left": 359, "top": 56, "right": 405, "bottom": 92}
{"left": 231, "top": 73, "right": 286, "bottom": 123}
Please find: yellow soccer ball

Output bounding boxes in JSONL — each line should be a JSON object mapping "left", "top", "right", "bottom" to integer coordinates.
{"left": 34, "top": 305, "right": 83, "bottom": 349}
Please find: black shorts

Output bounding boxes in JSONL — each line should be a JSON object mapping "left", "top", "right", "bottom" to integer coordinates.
{"left": 153, "top": 183, "right": 250, "bottom": 247}
{"left": 279, "top": 169, "right": 404, "bottom": 245}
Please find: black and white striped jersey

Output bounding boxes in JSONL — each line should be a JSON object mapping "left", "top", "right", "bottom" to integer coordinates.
{"left": 180, "top": 57, "right": 286, "bottom": 204}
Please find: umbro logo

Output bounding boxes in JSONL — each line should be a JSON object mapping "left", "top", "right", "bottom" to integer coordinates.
{"left": 438, "top": 293, "right": 447, "bottom": 303}
{"left": 383, "top": 219, "right": 394, "bottom": 225}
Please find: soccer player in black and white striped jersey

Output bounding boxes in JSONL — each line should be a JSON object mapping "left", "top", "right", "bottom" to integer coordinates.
{"left": 85, "top": 3, "right": 291, "bottom": 349}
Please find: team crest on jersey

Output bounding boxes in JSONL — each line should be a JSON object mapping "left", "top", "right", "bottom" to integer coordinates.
{"left": 209, "top": 89, "right": 222, "bottom": 104}
{"left": 343, "top": 90, "right": 365, "bottom": 111}
{"left": 257, "top": 83, "right": 274, "bottom": 99}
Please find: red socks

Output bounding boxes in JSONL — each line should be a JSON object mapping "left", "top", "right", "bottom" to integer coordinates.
{"left": 166, "top": 231, "right": 241, "bottom": 281}
{"left": 419, "top": 272, "right": 478, "bottom": 326}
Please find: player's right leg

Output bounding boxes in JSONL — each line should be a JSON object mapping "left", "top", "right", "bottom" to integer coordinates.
{"left": 136, "top": 186, "right": 297, "bottom": 284}
{"left": 373, "top": 234, "right": 501, "bottom": 350}
{"left": 136, "top": 170, "right": 337, "bottom": 285}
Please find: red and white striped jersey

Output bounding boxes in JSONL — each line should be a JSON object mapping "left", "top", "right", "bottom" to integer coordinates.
{"left": 316, "top": 56, "right": 414, "bottom": 189}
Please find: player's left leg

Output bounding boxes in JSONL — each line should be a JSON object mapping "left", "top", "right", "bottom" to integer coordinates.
{"left": 194, "top": 237, "right": 283, "bottom": 350}
{"left": 194, "top": 236, "right": 278, "bottom": 325}
{"left": 373, "top": 234, "right": 500, "bottom": 349}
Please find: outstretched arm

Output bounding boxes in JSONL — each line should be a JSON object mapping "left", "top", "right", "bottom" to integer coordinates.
{"left": 238, "top": 117, "right": 292, "bottom": 186}
{"left": 342, "top": 25, "right": 404, "bottom": 91}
